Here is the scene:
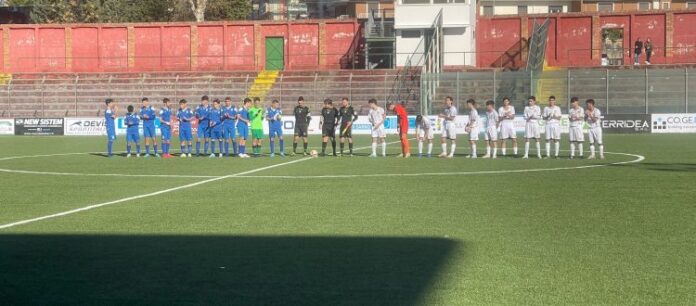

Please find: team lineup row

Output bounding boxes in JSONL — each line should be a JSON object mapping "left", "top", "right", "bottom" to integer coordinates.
{"left": 101, "top": 94, "right": 604, "bottom": 160}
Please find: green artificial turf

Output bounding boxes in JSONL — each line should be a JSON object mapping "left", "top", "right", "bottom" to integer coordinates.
{"left": 0, "top": 134, "right": 694, "bottom": 305}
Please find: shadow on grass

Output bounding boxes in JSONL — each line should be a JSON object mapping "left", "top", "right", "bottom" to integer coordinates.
{"left": 0, "top": 235, "right": 458, "bottom": 305}
{"left": 609, "top": 162, "right": 696, "bottom": 173}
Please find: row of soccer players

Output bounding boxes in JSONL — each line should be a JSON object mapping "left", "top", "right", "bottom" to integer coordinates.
{"left": 103, "top": 95, "right": 363, "bottom": 158}
{"left": 414, "top": 95, "right": 604, "bottom": 159}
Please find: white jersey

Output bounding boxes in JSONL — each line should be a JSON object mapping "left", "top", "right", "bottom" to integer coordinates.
{"left": 524, "top": 105, "right": 541, "bottom": 121}
{"left": 498, "top": 106, "right": 516, "bottom": 126}
{"left": 585, "top": 108, "right": 602, "bottom": 129}
{"left": 368, "top": 107, "right": 385, "bottom": 126}
{"left": 568, "top": 107, "right": 585, "bottom": 127}
{"left": 543, "top": 105, "right": 562, "bottom": 125}
{"left": 485, "top": 110, "right": 499, "bottom": 129}
{"left": 443, "top": 105, "right": 458, "bottom": 127}
{"left": 417, "top": 116, "right": 433, "bottom": 130}
{"left": 468, "top": 108, "right": 479, "bottom": 127}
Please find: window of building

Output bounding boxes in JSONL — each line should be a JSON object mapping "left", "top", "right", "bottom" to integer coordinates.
{"left": 598, "top": 3, "right": 613, "bottom": 12}
{"left": 518, "top": 5, "right": 528, "bottom": 14}
{"left": 549, "top": 5, "right": 563, "bottom": 13}
{"left": 638, "top": 2, "right": 651, "bottom": 10}
{"left": 482, "top": 5, "right": 494, "bottom": 16}
{"left": 662, "top": 2, "right": 670, "bottom": 9}
{"left": 689, "top": 2, "right": 696, "bottom": 9}
{"left": 401, "top": 30, "right": 421, "bottom": 39}
{"left": 401, "top": 0, "right": 430, "bottom": 4}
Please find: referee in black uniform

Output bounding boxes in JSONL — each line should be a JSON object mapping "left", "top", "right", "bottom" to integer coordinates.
{"left": 338, "top": 97, "right": 358, "bottom": 156}
{"left": 320, "top": 98, "right": 339, "bottom": 156}
{"left": 292, "top": 96, "right": 311, "bottom": 156}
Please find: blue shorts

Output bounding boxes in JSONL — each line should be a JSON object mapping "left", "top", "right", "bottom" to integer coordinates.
{"left": 161, "top": 127, "right": 171, "bottom": 141}
{"left": 237, "top": 125, "right": 248, "bottom": 140}
{"left": 179, "top": 128, "right": 192, "bottom": 142}
{"left": 223, "top": 126, "right": 235, "bottom": 139}
{"left": 143, "top": 124, "right": 156, "bottom": 138}
{"left": 210, "top": 129, "right": 223, "bottom": 140}
{"left": 197, "top": 122, "right": 211, "bottom": 138}
{"left": 127, "top": 132, "right": 140, "bottom": 143}
{"left": 269, "top": 127, "right": 283, "bottom": 138}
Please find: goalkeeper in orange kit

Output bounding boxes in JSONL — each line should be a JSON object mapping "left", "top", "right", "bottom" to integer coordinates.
{"left": 387, "top": 102, "right": 411, "bottom": 158}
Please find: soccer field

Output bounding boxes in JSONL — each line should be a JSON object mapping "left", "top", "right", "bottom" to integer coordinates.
{"left": 0, "top": 134, "right": 694, "bottom": 305}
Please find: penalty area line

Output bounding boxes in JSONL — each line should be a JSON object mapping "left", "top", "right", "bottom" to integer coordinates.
{"left": 0, "top": 157, "right": 312, "bottom": 230}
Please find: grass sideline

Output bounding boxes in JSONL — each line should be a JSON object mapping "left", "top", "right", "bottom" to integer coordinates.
{"left": 0, "top": 134, "right": 694, "bottom": 305}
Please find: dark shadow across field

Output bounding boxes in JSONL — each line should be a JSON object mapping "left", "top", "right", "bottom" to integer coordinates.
{"left": 0, "top": 235, "right": 458, "bottom": 305}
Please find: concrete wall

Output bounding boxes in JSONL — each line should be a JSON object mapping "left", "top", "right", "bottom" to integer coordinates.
{"left": 476, "top": 11, "right": 696, "bottom": 68}
{"left": 0, "top": 19, "right": 360, "bottom": 73}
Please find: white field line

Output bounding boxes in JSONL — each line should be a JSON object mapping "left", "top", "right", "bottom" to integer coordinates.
{"left": 0, "top": 140, "right": 404, "bottom": 229}
{"left": 0, "top": 157, "right": 311, "bottom": 230}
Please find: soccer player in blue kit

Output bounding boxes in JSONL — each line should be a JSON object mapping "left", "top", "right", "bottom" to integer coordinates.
{"left": 222, "top": 97, "right": 238, "bottom": 157}
{"left": 208, "top": 99, "right": 224, "bottom": 158}
{"left": 266, "top": 99, "right": 285, "bottom": 157}
{"left": 125, "top": 105, "right": 141, "bottom": 158}
{"left": 104, "top": 98, "right": 117, "bottom": 157}
{"left": 140, "top": 97, "right": 159, "bottom": 157}
{"left": 195, "top": 96, "right": 211, "bottom": 156}
{"left": 177, "top": 99, "right": 194, "bottom": 157}
{"left": 159, "top": 98, "right": 173, "bottom": 158}
{"left": 236, "top": 98, "right": 252, "bottom": 158}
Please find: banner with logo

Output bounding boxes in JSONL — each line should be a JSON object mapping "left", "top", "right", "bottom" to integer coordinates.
{"left": 115, "top": 117, "right": 162, "bottom": 136}
{"left": 14, "top": 118, "right": 64, "bottom": 136}
{"left": 601, "top": 114, "right": 651, "bottom": 134}
{"left": 0, "top": 118, "right": 14, "bottom": 135}
{"left": 651, "top": 113, "right": 696, "bottom": 133}
{"left": 64, "top": 117, "right": 108, "bottom": 136}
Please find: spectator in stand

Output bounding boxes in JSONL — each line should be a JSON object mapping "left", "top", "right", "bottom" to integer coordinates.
{"left": 634, "top": 38, "right": 643, "bottom": 66}
{"left": 645, "top": 38, "right": 653, "bottom": 65}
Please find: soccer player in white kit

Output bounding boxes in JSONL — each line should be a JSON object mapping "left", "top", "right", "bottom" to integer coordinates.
{"left": 465, "top": 99, "right": 479, "bottom": 158}
{"left": 523, "top": 96, "right": 542, "bottom": 159}
{"left": 482, "top": 100, "right": 499, "bottom": 159}
{"left": 438, "top": 96, "right": 458, "bottom": 158}
{"left": 568, "top": 97, "right": 585, "bottom": 159}
{"left": 498, "top": 97, "right": 518, "bottom": 156}
{"left": 585, "top": 99, "right": 604, "bottom": 159}
{"left": 415, "top": 115, "right": 434, "bottom": 158}
{"left": 368, "top": 98, "right": 387, "bottom": 157}
{"left": 543, "top": 95, "right": 562, "bottom": 158}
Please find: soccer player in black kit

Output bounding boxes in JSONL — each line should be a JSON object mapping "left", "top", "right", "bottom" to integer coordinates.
{"left": 320, "top": 98, "right": 339, "bottom": 156}
{"left": 338, "top": 97, "right": 358, "bottom": 156}
{"left": 292, "top": 96, "right": 311, "bottom": 156}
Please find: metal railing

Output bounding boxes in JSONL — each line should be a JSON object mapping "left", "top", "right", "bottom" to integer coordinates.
{"left": 0, "top": 72, "right": 408, "bottom": 118}
{"left": 422, "top": 67, "right": 696, "bottom": 115}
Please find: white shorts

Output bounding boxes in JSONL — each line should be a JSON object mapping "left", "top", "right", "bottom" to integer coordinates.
{"left": 468, "top": 127, "right": 479, "bottom": 141}
{"left": 371, "top": 126, "right": 386, "bottom": 138}
{"left": 525, "top": 121, "right": 541, "bottom": 139}
{"left": 569, "top": 126, "right": 584, "bottom": 142}
{"left": 588, "top": 127, "right": 603, "bottom": 145}
{"left": 546, "top": 123, "right": 561, "bottom": 140}
{"left": 441, "top": 124, "right": 457, "bottom": 140}
{"left": 484, "top": 126, "right": 498, "bottom": 141}
{"left": 418, "top": 128, "right": 434, "bottom": 140}
{"left": 499, "top": 123, "right": 516, "bottom": 139}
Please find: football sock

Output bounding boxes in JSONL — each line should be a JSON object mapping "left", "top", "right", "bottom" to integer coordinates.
{"left": 427, "top": 143, "right": 433, "bottom": 155}
{"left": 210, "top": 141, "right": 216, "bottom": 153}
{"left": 127, "top": 145, "right": 131, "bottom": 154}
{"left": 570, "top": 143, "right": 576, "bottom": 157}
{"left": 187, "top": 144, "right": 192, "bottom": 154}
{"left": 218, "top": 142, "right": 223, "bottom": 154}
{"left": 145, "top": 145, "right": 150, "bottom": 154}
{"left": 599, "top": 145, "right": 604, "bottom": 157}
{"left": 303, "top": 142, "right": 308, "bottom": 153}
{"left": 107, "top": 140, "right": 113, "bottom": 156}
{"left": 554, "top": 142, "right": 559, "bottom": 156}
{"left": 196, "top": 142, "right": 200, "bottom": 154}
{"left": 546, "top": 143, "right": 551, "bottom": 157}
{"left": 535, "top": 142, "right": 541, "bottom": 157}
{"left": 590, "top": 145, "right": 595, "bottom": 156}
{"left": 224, "top": 142, "right": 229, "bottom": 155}
{"left": 270, "top": 140, "right": 275, "bottom": 154}
{"left": 322, "top": 142, "right": 327, "bottom": 154}
{"left": 293, "top": 142, "right": 298, "bottom": 153}
{"left": 136, "top": 145, "right": 141, "bottom": 154}
{"left": 181, "top": 144, "right": 186, "bottom": 153}
{"left": 524, "top": 142, "right": 530, "bottom": 156}
{"left": 279, "top": 139, "right": 284, "bottom": 153}
{"left": 154, "top": 144, "right": 158, "bottom": 154}
{"left": 233, "top": 141, "right": 238, "bottom": 154}
{"left": 513, "top": 146, "right": 518, "bottom": 155}
{"left": 349, "top": 142, "right": 353, "bottom": 154}
{"left": 331, "top": 139, "right": 336, "bottom": 154}
{"left": 372, "top": 142, "right": 377, "bottom": 155}
{"left": 381, "top": 141, "right": 386, "bottom": 156}
{"left": 471, "top": 144, "right": 477, "bottom": 157}
{"left": 492, "top": 146, "right": 497, "bottom": 158}
{"left": 204, "top": 141, "right": 209, "bottom": 154}
{"left": 340, "top": 142, "right": 345, "bottom": 154}
{"left": 502, "top": 146, "right": 507, "bottom": 156}
{"left": 578, "top": 143, "right": 584, "bottom": 156}
{"left": 442, "top": 143, "right": 447, "bottom": 154}
{"left": 450, "top": 144, "right": 456, "bottom": 156}
{"left": 486, "top": 145, "right": 491, "bottom": 156}
{"left": 419, "top": 141, "right": 424, "bottom": 154}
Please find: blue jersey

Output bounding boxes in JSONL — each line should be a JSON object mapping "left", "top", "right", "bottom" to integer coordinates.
{"left": 125, "top": 113, "right": 140, "bottom": 133}
{"left": 140, "top": 106, "right": 156, "bottom": 127}
{"left": 222, "top": 106, "right": 237, "bottom": 128}
{"left": 208, "top": 108, "right": 223, "bottom": 130}
{"left": 195, "top": 104, "right": 210, "bottom": 126}
{"left": 266, "top": 107, "right": 282, "bottom": 130}
{"left": 105, "top": 108, "right": 116, "bottom": 134}
{"left": 237, "top": 107, "right": 250, "bottom": 129}
{"left": 159, "top": 107, "right": 172, "bottom": 130}
{"left": 177, "top": 107, "right": 193, "bottom": 129}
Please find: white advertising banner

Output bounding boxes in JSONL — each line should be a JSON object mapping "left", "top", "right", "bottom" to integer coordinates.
{"left": 651, "top": 113, "right": 696, "bottom": 133}
{"left": 0, "top": 118, "right": 14, "bottom": 135}
{"left": 64, "top": 117, "right": 107, "bottom": 136}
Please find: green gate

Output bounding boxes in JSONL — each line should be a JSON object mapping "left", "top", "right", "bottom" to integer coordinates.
{"left": 265, "top": 37, "right": 284, "bottom": 70}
